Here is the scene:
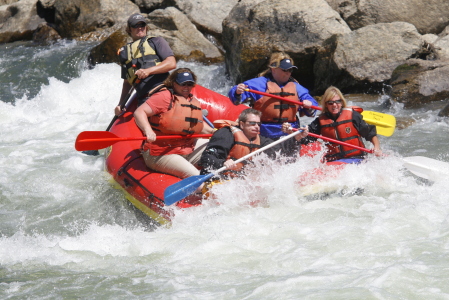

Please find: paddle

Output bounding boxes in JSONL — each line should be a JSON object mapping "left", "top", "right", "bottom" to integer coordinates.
{"left": 291, "top": 128, "right": 374, "bottom": 154}
{"left": 294, "top": 129, "right": 449, "bottom": 180}
{"left": 163, "top": 128, "right": 305, "bottom": 206}
{"left": 402, "top": 156, "right": 449, "bottom": 181}
{"left": 75, "top": 131, "right": 212, "bottom": 151}
{"left": 201, "top": 109, "right": 215, "bottom": 128}
{"left": 360, "top": 111, "right": 395, "bottom": 137}
{"left": 245, "top": 88, "right": 396, "bottom": 137}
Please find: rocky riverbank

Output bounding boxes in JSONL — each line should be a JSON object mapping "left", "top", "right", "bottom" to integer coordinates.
{"left": 2, "top": 0, "right": 449, "bottom": 114}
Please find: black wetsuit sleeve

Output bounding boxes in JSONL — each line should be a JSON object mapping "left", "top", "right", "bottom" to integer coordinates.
{"left": 353, "top": 111, "right": 377, "bottom": 141}
{"left": 302, "top": 117, "right": 320, "bottom": 143}
{"left": 199, "top": 127, "right": 235, "bottom": 173}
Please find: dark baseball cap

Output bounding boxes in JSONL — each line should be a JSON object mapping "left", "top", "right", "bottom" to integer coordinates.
{"left": 272, "top": 58, "right": 298, "bottom": 70}
{"left": 176, "top": 71, "right": 195, "bottom": 84}
{"left": 127, "top": 13, "right": 147, "bottom": 27}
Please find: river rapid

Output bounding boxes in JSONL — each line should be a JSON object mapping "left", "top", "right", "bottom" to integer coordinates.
{"left": 1, "top": 40, "right": 449, "bottom": 299}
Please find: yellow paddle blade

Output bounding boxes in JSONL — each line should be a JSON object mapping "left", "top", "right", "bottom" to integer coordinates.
{"left": 361, "top": 111, "right": 396, "bottom": 137}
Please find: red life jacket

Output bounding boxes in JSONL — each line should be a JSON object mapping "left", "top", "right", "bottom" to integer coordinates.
{"left": 319, "top": 108, "right": 366, "bottom": 161}
{"left": 224, "top": 126, "right": 261, "bottom": 176}
{"left": 253, "top": 81, "right": 299, "bottom": 123}
{"left": 145, "top": 89, "right": 204, "bottom": 155}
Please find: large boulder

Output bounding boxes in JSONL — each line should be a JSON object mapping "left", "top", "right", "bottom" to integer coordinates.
{"left": 433, "top": 26, "right": 449, "bottom": 60}
{"left": 173, "top": 0, "right": 239, "bottom": 38}
{"left": 133, "top": 0, "right": 167, "bottom": 11}
{"left": 390, "top": 59, "right": 449, "bottom": 108}
{"left": 146, "top": 7, "right": 223, "bottom": 64}
{"left": 325, "top": 0, "right": 449, "bottom": 35}
{"left": 0, "top": 0, "right": 46, "bottom": 43}
{"left": 53, "top": 0, "right": 138, "bottom": 39}
{"left": 314, "top": 22, "right": 425, "bottom": 93}
{"left": 87, "top": 25, "right": 128, "bottom": 66}
{"left": 32, "top": 22, "right": 61, "bottom": 44}
{"left": 222, "top": 0, "right": 351, "bottom": 88}
{"left": 135, "top": 0, "right": 239, "bottom": 38}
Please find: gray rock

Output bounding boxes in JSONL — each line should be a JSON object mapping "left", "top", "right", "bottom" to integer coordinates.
{"left": 147, "top": 7, "right": 222, "bottom": 64}
{"left": 314, "top": 22, "right": 424, "bottom": 93}
{"left": 325, "top": 0, "right": 449, "bottom": 34}
{"left": 133, "top": 0, "right": 167, "bottom": 11}
{"left": 222, "top": 0, "right": 350, "bottom": 85}
{"left": 434, "top": 32, "right": 449, "bottom": 60}
{"left": 32, "top": 22, "right": 60, "bottom": 44}
{"left": 390, "top": 59, "right": 449, "bottom": 108}
{"left": 438, "top": 102, "right": 449, "bottom": 117}
{"left": 53, "top": 0, "right": 138, "bottom": 39}
{"left": 174, "top": 0, "right": 239, "bottom": 37}
{"left": 0, "top": 0, "right": 46, "bottom": 43}
{"left": 37, "top": 0, "right": 54, "bottom": 9}
{"left": 88, "top": 26, "right": 129, "bottom": 66}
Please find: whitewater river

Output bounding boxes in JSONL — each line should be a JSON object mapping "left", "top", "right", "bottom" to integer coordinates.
{"left": 1, "top": 40, "right": 449, "bottom": 299}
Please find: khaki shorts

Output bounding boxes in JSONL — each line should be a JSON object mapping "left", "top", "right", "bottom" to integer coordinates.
{"left": 142, "top": 138, "right": 209, "bottom": 179}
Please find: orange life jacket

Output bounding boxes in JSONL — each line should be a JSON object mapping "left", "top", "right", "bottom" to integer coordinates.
{"left": 253, "top": 81, "right": 299, "bottom": 123}
{"left": 224, "top": 126, "right": 261, "bottom": 176}
{"left": 319, "top": 108, "right": 366, "bottom": 161}
{"left": 146, "top": 89, "right": 204, "bottom": 155}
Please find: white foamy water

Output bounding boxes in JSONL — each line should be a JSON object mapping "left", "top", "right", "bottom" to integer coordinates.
{"left": 1, "top": 42, "right": 449, "bottom": 299}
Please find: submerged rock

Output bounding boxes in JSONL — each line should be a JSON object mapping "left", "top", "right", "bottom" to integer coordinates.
{"left": 390, "top": 59, "right": 449, "bottom": 108}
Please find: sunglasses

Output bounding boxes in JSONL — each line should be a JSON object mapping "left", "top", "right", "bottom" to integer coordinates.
{"left": 131, "top": 23, "right": 146, "bottom": 29}
{"left": 326, "top": 100, "right": 342, "bottom": 105}
{"left": 245, "top": 121, "right": 261, "bottom": 126}
{"left": 178, "top": 82, "right": 195, "bottom": 87}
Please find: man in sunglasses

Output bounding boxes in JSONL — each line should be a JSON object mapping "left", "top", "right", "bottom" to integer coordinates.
{"left": 200, "top": 108, "right": 308, "bottom": 178}
{"left": 229, "top": 52, "right": 319, "bottom": 140}
{"left": 116, "top": 13, "right": 177, "bottom": 115}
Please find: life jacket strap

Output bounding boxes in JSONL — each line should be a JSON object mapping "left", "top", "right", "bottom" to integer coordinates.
{"left": 274, "top": 104, "right": 296, "bottom": 110}
{"left": 272, "top": 92, "right": 295, "bottom": 97}
{"left": 272, "top": 117, "right": 289, "bottom": 122}
{"left": 234, "top": 141, "right": 261, "bottom": 150}
{"left": 321, "top": 119, "right": 352, "bottom": 128}
{"left": 185, "top": 117, "right": 200, "bottom": 123}
{"left": 181, "top": 103, "right": 201, "bottom": 110}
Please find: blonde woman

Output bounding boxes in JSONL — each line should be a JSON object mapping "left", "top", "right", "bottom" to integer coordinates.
{"left": 304, "top": 86, "right": 382, "bottom": 162}
{"left": 229, "top": 52, "right": 318, "bottom": 139}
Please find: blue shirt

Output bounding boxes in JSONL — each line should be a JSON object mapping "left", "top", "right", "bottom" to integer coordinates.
{"left": 228, "top": 75, "right": 319, "bottom": 139}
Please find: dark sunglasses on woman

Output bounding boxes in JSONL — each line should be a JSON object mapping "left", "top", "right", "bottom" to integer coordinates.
{"left": 326, "top": 100, "right": 342, "bottom": 105}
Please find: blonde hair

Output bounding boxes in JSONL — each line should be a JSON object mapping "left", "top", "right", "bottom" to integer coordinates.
{"left": 258, "top": 52, "right": 294, "bottom": 77}
{"left": 320, "top": 86, "right": 347, "bottom": 114}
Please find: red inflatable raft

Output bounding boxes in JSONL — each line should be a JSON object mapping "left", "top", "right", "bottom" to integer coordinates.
{"left": 104, "top": 85, "right": 247, "bottom": 226}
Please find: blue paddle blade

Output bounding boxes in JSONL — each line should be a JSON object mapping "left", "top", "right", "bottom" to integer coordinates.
{"left": 164, "top": 173, "right": 214, "bottom": 206}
